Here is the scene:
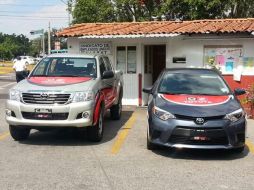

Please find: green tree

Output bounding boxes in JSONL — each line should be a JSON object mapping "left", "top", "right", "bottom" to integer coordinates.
{"left": 227, "top": 0, "right": 254, "bottom": 18}
{"left": 71, "top": 0, "right": 254, "bottom": 23}
{"left": 0, "top": 33, "right": 30, "bottom": 60}
{"left": 162, "top": 0, "right": 228, "bottom": 20}
{"left": 72, "top": 0, "right": 115, "bottom": 23}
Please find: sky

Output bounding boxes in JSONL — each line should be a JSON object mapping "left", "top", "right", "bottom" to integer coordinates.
{"left": 0, "top": 0, "right": 70, "bottom": 38}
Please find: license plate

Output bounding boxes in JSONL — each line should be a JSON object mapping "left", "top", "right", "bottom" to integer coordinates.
{"left": 34, "top": 108, "right": 52, "bottom": 113}
{"left": 34, "top": 108, "right": 52, "bottom": 119}
{"left": 193, "top": 136, "right": 210, "bottom": 141}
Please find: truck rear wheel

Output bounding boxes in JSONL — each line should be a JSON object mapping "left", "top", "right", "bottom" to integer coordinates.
{"left": 9, "top": 125, "right": 30, "bottom": 141}
{"left": 87, "top": 109, "right": 104, "bottom": 142}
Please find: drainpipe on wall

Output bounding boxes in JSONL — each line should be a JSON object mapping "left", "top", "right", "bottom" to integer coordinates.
{"left": 138, "top": 73, "right": 142, "bottom": 106}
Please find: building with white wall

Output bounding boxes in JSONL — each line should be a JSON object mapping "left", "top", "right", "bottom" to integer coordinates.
{"left": 57, "top": 19, "right": 254, "bottom": 106}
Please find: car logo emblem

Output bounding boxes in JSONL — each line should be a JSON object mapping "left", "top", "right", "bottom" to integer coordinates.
{"left": 40, "top": 93, "right": 49, "bottom": 100}
{"left": 187, "top": 97, "right": 197, "bottom": 101}
{"left": 195, "top": 118, "right": 205, "bottom": 125}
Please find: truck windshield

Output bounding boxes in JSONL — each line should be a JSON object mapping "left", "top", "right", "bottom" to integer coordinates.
{"left": 31, "top": 57, "right": 97, "bottom": 78}
{"left": 158, "top": 72, "right": 230, "bottom": 96}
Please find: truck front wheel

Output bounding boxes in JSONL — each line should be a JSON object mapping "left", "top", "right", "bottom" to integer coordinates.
{"left": 110, "top": 99, "right": 122, "bottom": 120}
{"left": 9, "top": 125, "right": 30, "bottom": 141}
{"left": 87, "top": 108, "right": 104, "bottom": 142}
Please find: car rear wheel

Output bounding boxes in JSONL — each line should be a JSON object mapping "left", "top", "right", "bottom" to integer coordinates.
{"left": 87, "top": 108, "right": 104, "bottom": 142}
{"left": 110, "top": 98, "right": 122, "bottom": 120}
{"left": 9, "top": 125, "right": 30, "bottom": 141}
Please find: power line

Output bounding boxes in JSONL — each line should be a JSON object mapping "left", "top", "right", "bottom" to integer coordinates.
{"left": 0, "top": 3, "right": 56, "bottom": 7}
{"left": 0, "top": 10, "right": 66, "bottom": 14}
{"left": 0, "top": 14, "right": 68, "bottom": 19}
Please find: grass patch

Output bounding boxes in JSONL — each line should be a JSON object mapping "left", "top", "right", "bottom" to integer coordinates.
{"left": 0, "top": 62, "right": 35, "bottom": 75}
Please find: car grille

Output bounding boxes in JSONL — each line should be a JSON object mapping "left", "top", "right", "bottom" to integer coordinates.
{"left": 22, "top": 93, "right": 71, "bottom": 105}
{"left": 22, "top": 112, "right": 69, "bottom": 120}
{"left": 174, "top": 114, "right": 225, "bottom": 122}
{"left": 169, "top": 127, "right": 229, "bottom": 146}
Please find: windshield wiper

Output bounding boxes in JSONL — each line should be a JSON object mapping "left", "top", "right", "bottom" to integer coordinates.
{"left": 191, "top": 93, "right": 224, "bottom": 96}
{"left": 30, "top": 75, "right": 47, "bottom": 77}
{"left": 53, "top": 75, "right": 81, "bottom": 77}
{"left": 158, "top": 91, "right": 182, "bottom": 95}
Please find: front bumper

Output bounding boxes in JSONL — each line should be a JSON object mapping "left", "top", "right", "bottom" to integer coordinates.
{"left": 148, "top": 113, "right": 246, "bottom": 150}
{"left": 5, "top": 100, "right": 94, "bottom": 128}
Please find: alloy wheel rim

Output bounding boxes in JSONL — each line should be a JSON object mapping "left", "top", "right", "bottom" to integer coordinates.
{"left": 98, "top": 112, "right": 103, "bottom": 135}
{"left": 119, "top": 101, "right": 122, "bottom": 116}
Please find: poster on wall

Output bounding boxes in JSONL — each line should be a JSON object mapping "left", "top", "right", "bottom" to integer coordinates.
{"left": 243, "top": 57, "right": 254, "bottom": 74}
{"left": 80, "top": 43, "right": 112, "bottom": 55}
{"left": 204, "top": 46, "right": 243, "bottom": 75}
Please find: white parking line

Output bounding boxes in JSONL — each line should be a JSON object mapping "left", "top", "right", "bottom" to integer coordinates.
{"left": 0, "top": 82, "right": 16, "bottom": 89}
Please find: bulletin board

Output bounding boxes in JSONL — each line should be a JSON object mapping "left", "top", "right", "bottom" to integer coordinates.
{"left": 204, "top": 45, "right": 243, "bottom": 75}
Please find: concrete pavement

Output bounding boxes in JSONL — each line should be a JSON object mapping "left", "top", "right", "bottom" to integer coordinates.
{"left": 0, "top": 76, "right": 254, "bottom": 190}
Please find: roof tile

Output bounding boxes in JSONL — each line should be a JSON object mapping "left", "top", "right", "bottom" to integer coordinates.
{"left": 57, "top": 18, "right": 254, "bottom": 37}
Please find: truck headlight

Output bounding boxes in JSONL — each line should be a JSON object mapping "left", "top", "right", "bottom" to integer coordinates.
{"left": 153, "top": 106, "right": 175, "bottom": 121}
{"left": 72, "top": 91, "right": 94, "bottom": 102}
{"left": 224, "top": 108, "right": 244, "bottom": 122}
{"left": 9, "top": 89, "right": 21, "bottom": 102}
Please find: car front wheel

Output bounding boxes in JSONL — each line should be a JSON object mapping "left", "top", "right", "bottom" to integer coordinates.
{"left": 9, "top": 125, "right": 30, "bottom": 141}
{"left": 231, "top": 146, "right": 245, "bottom": 154}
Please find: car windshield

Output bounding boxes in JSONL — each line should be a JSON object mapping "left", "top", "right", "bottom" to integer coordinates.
{"left": 158, "top": 72, "right": 230, "bottom": 95}
{"left": 31, "top": 57, "right": 97, "bottom": 78}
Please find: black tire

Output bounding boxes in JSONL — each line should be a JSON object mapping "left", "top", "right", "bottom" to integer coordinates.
{"left": 9, "top": 125, "right": 30, "bottom": 141}
{"left": 232, "top": 146, "right": 245, "bottom": 153}
{"left": 110, "top": 99, "right": 122, "bottom": 120}
{"left": 87, "top": 108, "right": 104, "bottom": 142}
{"left": 147, "top": 130, "right": 159, "bottom": 150}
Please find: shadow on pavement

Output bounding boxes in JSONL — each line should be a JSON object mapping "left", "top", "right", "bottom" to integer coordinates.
{"left": 151, "top": 145, "right": 249, "bottom": 160}
{"left": 19, "top": 110, "right": 134, "bottom": 146}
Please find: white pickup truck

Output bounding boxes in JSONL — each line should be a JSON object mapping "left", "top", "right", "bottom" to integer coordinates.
{"left": 5, "top": 54, "right": 123, "bottom": 142}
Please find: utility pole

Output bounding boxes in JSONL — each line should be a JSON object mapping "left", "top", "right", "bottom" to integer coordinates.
{"left": 48, "top": 22, "right": 51, "bottom": 55}
{"left": 42, "top": 31, "right": 45, "bottom": 55}
{"left": 61, "top": 0, "right": 74, "bottom": 26}
{"left": 30, "top": 29, "right": 45, "bottom": 55}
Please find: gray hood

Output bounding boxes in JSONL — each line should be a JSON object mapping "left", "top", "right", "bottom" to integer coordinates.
{"left": 12, "top": 78, "right": 98, "bottom": 93}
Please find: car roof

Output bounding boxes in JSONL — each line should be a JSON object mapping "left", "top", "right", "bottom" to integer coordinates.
{"left": 164, "top": 68, "right": 220, "bottom": 75}
{"left": 46, "top": 53, "right": 99, "bottom": 59}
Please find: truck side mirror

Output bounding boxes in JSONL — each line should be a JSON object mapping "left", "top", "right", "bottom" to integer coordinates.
{"left": 143, "top": 86, "right": 153, "bottom": 94}
{"left": 102, "top": 71, "right": 114, "bottom": 79}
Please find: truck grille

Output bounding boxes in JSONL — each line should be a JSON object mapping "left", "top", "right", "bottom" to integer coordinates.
{"left": 22, "top": 93, "right": 71, "bottom": 105}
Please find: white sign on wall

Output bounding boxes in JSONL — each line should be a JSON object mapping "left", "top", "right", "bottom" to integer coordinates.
{"left": 80, "top": 43, "right": 112, "bottom": 55}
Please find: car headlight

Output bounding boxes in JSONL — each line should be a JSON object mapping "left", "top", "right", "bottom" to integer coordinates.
{"left": 9, "top": 89, "right": 21, "bottom": 102}
{"left": 72, "top": 91, "right": 94, "bottom": 102}
{"left": 152, "top": 106, "right": 175, "bottom": 121}
{"left": 224, "top": 108, "right": 245, "bottom": 122}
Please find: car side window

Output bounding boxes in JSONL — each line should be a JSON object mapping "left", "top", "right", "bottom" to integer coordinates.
{"left": 99, "top": 57, "right": 107, "bottom": 77}
{"left": 103, "top": 56, "right": 113, "bottom": 71}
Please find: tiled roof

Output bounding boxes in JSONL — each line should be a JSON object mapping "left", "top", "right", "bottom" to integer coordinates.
{"left": 57, "top": 18, "right": 254, "bottom": 38}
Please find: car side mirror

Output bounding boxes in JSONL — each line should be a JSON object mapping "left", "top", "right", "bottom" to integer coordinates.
{"left": 102, "top": 70, "right": 114, "bottom": 79}
{"left": 23, "top": 70, "right": 30, "bottom": 77}
{"left": 143, "top": 86, "right": 153, "bottom": 94}
{"left": 234, "top": 88, "right": 246, "bottom": 96}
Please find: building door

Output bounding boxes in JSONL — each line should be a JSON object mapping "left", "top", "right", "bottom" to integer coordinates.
{"left": 143, "top": 45, "right": 166, "bottom": 105}
{"left": 152, "top": 45, "right": 166, "bottom": 82}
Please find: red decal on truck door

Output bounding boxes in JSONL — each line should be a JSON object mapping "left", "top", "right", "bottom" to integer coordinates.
{"left": 93, "top": 92, "right": 104, "bottom": 125}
